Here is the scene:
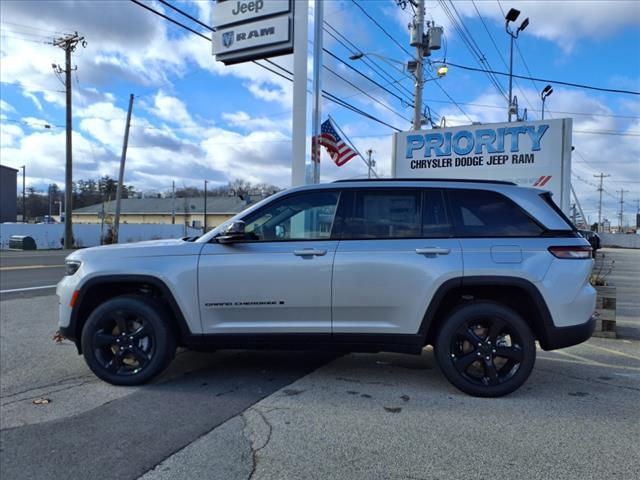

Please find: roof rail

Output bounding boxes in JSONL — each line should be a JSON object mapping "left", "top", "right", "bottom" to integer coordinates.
{"left": 333, "top": 178, "right": 517, "bottom": 186}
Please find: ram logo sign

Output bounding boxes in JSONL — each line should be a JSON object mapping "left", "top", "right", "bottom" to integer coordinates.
{"left": 222, "top": 31, "right": 234, "bottom": 48}
{"left": 212, "top": 0, "right": 293, "bottom": 65}
{"left": 392, "top": 118, "right": 574, "bottom": 213}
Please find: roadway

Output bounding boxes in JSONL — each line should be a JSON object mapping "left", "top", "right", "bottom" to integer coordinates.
{"left": 0, "top": 247, "right": 638, "bottom": 479}
{"left": 0, "top": 250, "right": 70, "bottom": 294}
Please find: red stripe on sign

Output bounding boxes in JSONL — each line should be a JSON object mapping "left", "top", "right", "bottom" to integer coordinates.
{"left": 540, "top": 175, "right": 552, "bottom": 186}
{"left": 533, "top": 176, "right": 544, "bottom": 186}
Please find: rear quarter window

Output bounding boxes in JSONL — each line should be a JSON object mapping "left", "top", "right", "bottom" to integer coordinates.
{"left": 447, "top": 189, "right": 543, "bottom": 237}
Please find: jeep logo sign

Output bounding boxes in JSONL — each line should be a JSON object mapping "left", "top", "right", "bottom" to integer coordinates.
{"left": 214, "top": 0, "right": 290, "bottom": 28}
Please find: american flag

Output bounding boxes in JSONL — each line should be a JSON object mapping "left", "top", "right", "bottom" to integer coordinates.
{"left": 312, "top": 118, "right": 357, "bottom": 166}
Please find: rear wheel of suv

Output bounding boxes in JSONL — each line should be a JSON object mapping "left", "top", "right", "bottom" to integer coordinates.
{"left": 80, "top": 295, "right": 176, "bottom": 386}
{"left": 434, "top": 301, "right": 535, "bottom": 397}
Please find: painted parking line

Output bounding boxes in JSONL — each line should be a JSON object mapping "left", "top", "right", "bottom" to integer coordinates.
{"left": 540, "top": 349, "right": 640, "bottom": 372}
{"left": 580, "top": 343, "right": 640, "bottom": 362}
{"left": 0, "top": 265, "right": 65, "bottom": 271}
{"left": 0, "top": 285, "right": 57, "bottom": 294}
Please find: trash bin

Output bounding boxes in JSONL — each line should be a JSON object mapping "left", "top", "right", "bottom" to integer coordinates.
{"left": 8, "top": 235, "right": 37, "bottom": 250}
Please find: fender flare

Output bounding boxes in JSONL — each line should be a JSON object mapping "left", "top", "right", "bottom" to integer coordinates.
{"left": 417, "top": 276, "right": 555, "bottom": 347}
{"left": 64, "top": 274, "right": 192, "bottom": 352}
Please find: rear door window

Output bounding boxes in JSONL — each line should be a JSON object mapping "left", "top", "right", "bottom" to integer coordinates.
{"left": 343, "top": 189, "right": 422, "bottom": 239}
{"left": 422, "top": 189, "right": 452, "bottom": 237}
{"left": 447, "top": 189, "right": 543, "bottom": 237}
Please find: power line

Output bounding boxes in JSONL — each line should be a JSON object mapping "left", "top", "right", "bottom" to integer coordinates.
{"left": 469, "top": 0, "right": 537, "bottom": 117}
{"left": 351, "top": 0, "right": 416, "bottom": 60}
{"left": 354, "top": 0, "right": 474, "bottom": 123}
{"left": 323, "top": 22, "right": 416, "bottom": 105}
{"left": 324, "top": 64, "right": 411, "bottom": 123}
{"left": 129, "top": 0, "right": 403, "bottom": 133}
{"left": 444, "top": 61, "right": 640, "bottom": 95}
{"left": 439, "top": 0, "right": 507, "bottom": 101}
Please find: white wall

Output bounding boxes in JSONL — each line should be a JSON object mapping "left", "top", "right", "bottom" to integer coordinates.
{"left": 599, "top": 233, "right": 640, "bottom": 249}
{"left": 0, "top": 223, "right": 201, "bottom": 250}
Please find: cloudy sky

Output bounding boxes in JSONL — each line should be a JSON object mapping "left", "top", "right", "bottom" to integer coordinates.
{"left": 1, "top": 0, "right": 638, "bottom": 225}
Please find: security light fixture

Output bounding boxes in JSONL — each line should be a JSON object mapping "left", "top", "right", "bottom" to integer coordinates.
{"left": 349, "top": 52, "right": 364, "bottom": 61}
{"left": 518, "top": 18, "right": 530, "bottom": 33}
{"left": 437, "top": 65, "right": 448, "bottom": 77}
{"left": 506, "top": 8, "right": 521, "bottom": 23}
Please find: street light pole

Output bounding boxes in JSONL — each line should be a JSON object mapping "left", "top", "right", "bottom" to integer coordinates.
{"left": 505, "top": 9, "right": 529, "bottom": 122}
{"left": 541, "top": 84, "right": 553, "bottom": 120}
{"left": 508, "top": 34, "right": 515, "bottom": 122}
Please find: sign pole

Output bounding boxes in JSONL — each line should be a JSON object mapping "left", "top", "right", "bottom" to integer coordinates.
{"left": 291, "top": 0, "right": 308, "bottom": 186}
{"left": 311, "top": 0, "right": 323, "bottom": 184}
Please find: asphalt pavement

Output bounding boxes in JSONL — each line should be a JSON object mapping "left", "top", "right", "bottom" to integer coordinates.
{"left": 0, "top": 249, "right": 70, "bottom": 293}
{"left": 0, "top": 247, "right": 638, "bottom": 479}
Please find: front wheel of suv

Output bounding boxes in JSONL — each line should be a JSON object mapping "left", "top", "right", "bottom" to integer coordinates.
{"left": 434, "top": 301, "right": 536, "bottom": 397}
{"left": 80, "top": 295, "right": 177, "bottom": 386}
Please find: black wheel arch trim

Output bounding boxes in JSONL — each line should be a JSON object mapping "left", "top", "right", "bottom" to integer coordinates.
{"left": 417, "top": 275, "right": 588, "bottom": 350}
{"left": 64, "top": 274, "right": 192, "bottom": 353}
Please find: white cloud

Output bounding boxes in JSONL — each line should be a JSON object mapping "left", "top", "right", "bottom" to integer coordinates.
{"left": 392, "top": 0, "right": 640, "bottom": 52}
{"left": 148, "top": 91, "right": 196, "bottom": 128}
{"left": 0, "top": 99, "right": 17, "bottom": 113}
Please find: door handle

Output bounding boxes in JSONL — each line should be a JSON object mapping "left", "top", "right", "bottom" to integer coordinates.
{"left": 415, "top": 247, "right": 451, "bottom": 255}
{"left": 294, "top": 249, "right": 327, "bottom": 257}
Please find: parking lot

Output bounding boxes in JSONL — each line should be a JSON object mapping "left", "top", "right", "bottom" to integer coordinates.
{"left": 1, "top": 248, "right": 639, "bottom": 479}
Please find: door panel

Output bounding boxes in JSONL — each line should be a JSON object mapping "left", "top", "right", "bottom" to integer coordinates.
{"left": 331, "top": 188, "right": 462, "bottom": 335}
{"left": 332, "top": 239, "right": 462, "bottom": 334}
{"left": 198, "top": 190, "right": 341, "bottom": 334}
{"left": 198, "top": 241, "right": 337, "bottom": 333}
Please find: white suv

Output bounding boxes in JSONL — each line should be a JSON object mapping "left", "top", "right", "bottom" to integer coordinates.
{"left": 57, "top": 180, "right": 596, "bottom": 397}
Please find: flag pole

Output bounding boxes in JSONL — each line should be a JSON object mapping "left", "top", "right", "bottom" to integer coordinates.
{"left": 327, "top": 114, "right": 379, "bottom": 178}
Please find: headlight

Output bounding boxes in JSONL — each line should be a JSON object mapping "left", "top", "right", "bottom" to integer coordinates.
{"left": 65, "top": 260, "right": 81, "bottom": 276}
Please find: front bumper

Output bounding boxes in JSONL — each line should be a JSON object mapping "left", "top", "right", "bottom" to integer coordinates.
{"left": 539, "top": 316, "right": 596, "bottom": 351}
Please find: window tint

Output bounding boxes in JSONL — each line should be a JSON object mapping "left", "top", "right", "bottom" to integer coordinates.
{"left": 244, "top": 191, "right": 339, "bottom": 241}
{"left": 422, "top": 189, "right": 452, "bottom": 237}
{"left": 344, "top": 190, "right": 421, "bottom": 239}
{"left": 448, "top": 189, "right": 543, "bottom": 237}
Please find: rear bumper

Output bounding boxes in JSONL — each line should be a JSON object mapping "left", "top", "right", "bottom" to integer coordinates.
{"left": 539, "top": 316, "right": 595, "bottom": 351}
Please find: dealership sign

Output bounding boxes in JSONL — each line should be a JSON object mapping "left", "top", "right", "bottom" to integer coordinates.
{"left": 392, "top": 118, "right": 573, "bottom": 212}
{"left": 212, "top": 0, "right": 293, "bottom": 65}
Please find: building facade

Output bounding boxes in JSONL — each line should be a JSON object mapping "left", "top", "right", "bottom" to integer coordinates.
{"left": 71, "top": 196, "right": 261, "bottom": 231}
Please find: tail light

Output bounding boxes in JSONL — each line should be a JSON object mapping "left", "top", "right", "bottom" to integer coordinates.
{"left": 548, "top": 245, "right": 592, "bottom": 259}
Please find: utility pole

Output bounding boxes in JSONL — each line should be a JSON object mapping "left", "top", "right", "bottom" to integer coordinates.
{"left": 112, "top": 93, "right": 134, "bottom": 244}
{"left": 203, "top": 180, "right": 208, "bottom": 233}
{"left": 618, "top": 189, "right": 628, "bottom": 231}
{"left": 594, "top": 173, "right": 610, "bottom": 232}
{"left": 48, "top": 184, "right": 53, "bottom": 222}
{"left": 20, "top": 165, "right": 25, "bottom": 222}
{"left": 171, "top": 180, "right": 176, "bottom": 225}
{"left": 366, "top": 149, "right": 374, "bottom": 179}
{"left": 411, "top": 0, "right": 425, "bottom": 131}
{"left": 53, "top": 32, "right": 85, "bottom": 248}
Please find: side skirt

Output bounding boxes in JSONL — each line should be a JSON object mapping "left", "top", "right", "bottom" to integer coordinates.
{"left": 183, "top": 333, "right": 425, "bottom": 355}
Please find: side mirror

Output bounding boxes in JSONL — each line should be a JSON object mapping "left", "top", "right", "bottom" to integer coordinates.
{"left": 216, "top": 220, "right": 246, "bottom": 244}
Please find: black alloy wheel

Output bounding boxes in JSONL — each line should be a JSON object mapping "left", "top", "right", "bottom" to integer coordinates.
{"left": 81, "top": 295, "right": 176, "bottom": 386}
{"left": 435, "top": 301, "right": 536, "bottom": 397}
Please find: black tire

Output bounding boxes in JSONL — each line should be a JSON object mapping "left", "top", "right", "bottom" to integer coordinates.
{"left": 434, "top": 301, "right": 536, "bottom": 397}
{"left": 81, "top": 295, "right": 177, "bottom": 386}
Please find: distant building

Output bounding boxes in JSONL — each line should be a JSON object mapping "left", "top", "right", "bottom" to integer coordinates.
{"left": 71, "top": 196, "right": 264, "bottom": 231}
{"left": 0, "top": 165, "right": 18, "bottom": 223}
